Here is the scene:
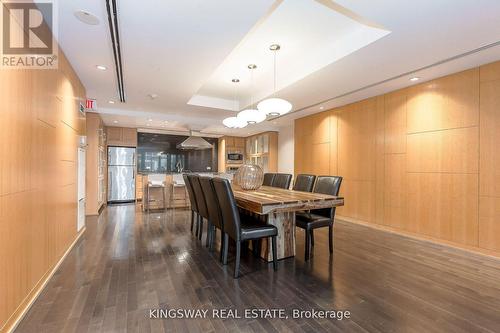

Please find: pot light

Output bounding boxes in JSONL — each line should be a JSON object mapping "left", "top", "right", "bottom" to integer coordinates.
{"left": 148, "top": 118, "right": 152, "bottom": 122}
{"left": 223, "top": 117, "right": 247, "bottom": 128}
{"left": 410, "top": 77, "right": 420, "bottom": 82}
{"left": 74, "top": 10, "right": 100, "bottom": 25}
{"left": 113, "top": 120, "right": 118, "bottom": 124}
{"left": 96, "top": 65, "right": 107, "bottom": 70}
{"left": 237, "top": 109, "right": 266, "bottom": 124}
{"left": 319, "top": 106, "right": 324, "bottom": 110}
{"left": 108, "top": 100, "right": 115, "bottom": 104}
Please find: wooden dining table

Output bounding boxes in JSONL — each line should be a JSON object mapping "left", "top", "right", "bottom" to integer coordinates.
{"left": 232, "top": 185, "right": 344, "bottom": 261}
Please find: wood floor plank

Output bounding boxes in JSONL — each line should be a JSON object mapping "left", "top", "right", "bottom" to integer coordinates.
{"left": 12, "top": 204, "right": 500, "bottom": 333}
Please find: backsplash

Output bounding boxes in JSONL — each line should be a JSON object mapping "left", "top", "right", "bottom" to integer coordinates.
{"left": 137, "top": 132, "right": 218, "bottom": 173}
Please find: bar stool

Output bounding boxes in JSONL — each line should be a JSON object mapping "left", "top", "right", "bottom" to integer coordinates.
{"left": 145, "top": 181, "right": 167, "bottom": 212}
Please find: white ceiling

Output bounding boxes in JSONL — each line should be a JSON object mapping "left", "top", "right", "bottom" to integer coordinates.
{"left": 190, "top": 0, "right": 390, "bottom": 110}
{"left": 58, "top": 0, "right": 500, "bottom": 136}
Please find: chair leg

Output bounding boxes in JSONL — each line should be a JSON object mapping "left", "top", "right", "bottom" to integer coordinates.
{"left": 198, "top": 217, "right": 204, "bottom": 240}
{"left": 206, "top": 221, "right": 212, "bottom": 248}
{"left": 311, "top": 229, "right": 315, "bottom": 247}
{"left": 223, "top": 233, "right": 229, "bottom": 265}
{"left": 329, "top": 224, "right": 334, "bottom": 254}
{"left": 195, "top": 214, "right": 200, "bottom": 237}
{"left": 234, "top": 241, "right": 241, "bottom": 278}
{"left": 190, "top": 211, "right": 194, "bottom": 233}
{"left": 210, "top": 226, "right": 216, "bottom": 251}
{"left": 252, "top": 239, "right": 260, "bottom": 257}
{"left": 305, "top": 229, "right": 311, "bottom": 261}
{"left": 219, "top": 230, "right": 224, "bottom": 262}
{"left": 271, "top": 236, "right": 277, "bottom": 271}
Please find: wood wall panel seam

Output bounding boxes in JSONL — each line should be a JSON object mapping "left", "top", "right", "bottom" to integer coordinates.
{"left": 0, "top": 47, "right": 86, "bottom": 328}
{"left": 294, "top": 61, "right": 497, "bottom": 257}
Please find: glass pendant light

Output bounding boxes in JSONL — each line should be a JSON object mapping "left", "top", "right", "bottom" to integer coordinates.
{"left": 223, "top": 78, "right": 247, "bottom": 128}
{"left": 237, "top": 64, "right": 267, "bottom": 124}
{"left": 257, "top": 44, "right": 292, "bottom": 116}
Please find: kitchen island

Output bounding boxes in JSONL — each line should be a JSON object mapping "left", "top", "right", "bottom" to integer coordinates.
{"left": 137, "top": 172, "right": 233, "bottom": 210}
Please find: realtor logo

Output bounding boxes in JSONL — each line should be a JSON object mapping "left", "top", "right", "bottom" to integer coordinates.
{"left": 1, "top": 0, "right": 58, "bottom": 69}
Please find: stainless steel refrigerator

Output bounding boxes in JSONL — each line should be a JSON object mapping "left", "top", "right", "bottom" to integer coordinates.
{"left": 108, "top": 147, "right": 136, "bottom": 203}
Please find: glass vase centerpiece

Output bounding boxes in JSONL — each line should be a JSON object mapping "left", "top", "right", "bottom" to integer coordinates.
{"left": 233, "top": 164, "right": 264, "bottom": 190}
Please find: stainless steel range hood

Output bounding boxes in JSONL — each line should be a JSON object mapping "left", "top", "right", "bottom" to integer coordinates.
{"left": 176, "top": 131, "right": 213, "bottom": 150}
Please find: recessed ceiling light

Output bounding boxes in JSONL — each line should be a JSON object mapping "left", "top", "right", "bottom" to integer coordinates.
{"left": 148, "top": 93, "right": 158, "bottom": 100}
{"left": 148, "top": 118, "right": 152, "bottom": 122}
{"left": 410, "top": 77, "right": 420, "bottom": 82}
{"left": 319, "top": 106, "right": 324, "bottom": 110}
{"left": 74, "top": 10, "right": 100, "bottom": 25}
{"left": 108, "top": 100, "right": 115, "bottom": 104}
{"left": 96, "top": 65, "right": 107, "bottom": 70}
{"left": 113, "top": 120, "right": 118, "bottom": 124}
{"left": 146, "top": 123, "right": 152, "bottom": 126}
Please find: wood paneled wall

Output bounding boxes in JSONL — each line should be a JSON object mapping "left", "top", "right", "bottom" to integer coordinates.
{"left": 0, "top": 52, "right": 86, "bottom": 331}
{"left": 295, "top": 61, "right": 500, "bottom": 256}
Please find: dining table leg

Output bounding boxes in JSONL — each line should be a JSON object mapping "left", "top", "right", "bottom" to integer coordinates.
{"left": 258, "top": 211, "right": 296, "bottom": 262}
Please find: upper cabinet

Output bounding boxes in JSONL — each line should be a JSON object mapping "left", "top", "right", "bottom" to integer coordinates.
{"left": 245, "top": 132, "right": 278, "bottom": 173}
{"left": 217, "top": 135, "right": 246, "bottom": 172}
{"left": 223, "top": 136, "right": 245, "bottom": 149}
{"left": 106, "top": 127, "right": 137, "bottom": 147}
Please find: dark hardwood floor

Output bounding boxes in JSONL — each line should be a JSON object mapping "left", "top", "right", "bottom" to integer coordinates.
{"left": 14, "top": 204, "right": 500, "bottom": 333}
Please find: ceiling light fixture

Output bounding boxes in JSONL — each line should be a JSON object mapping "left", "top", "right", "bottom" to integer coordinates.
{"left": 74, "top": 10, "right": 100, "bottom": 25}
{"left": 148, "top": 118, "right": 152, "bottom": 122}
{"left": 223, "top": 117, "right": 247, "bottom": 128}
{"left": 108, "top": 100, "right": 115, "bottom": 104}
{"left": 113, "top": 120, "right": 118, "bottom": 124}
{"left": 223, "top": 77, "right": 247, "bottom": 129}
{"left": 237, "top": 65, "right": 266, "bottom": 124}
{"left": 96, "top": 65, "right": 107, "bottom": 70}
{"left": 410, "top": 77, "right": 420, "bottom": 82}
{"left": 257, "top": 44, "right": 292, "bottom": 116}
{"left": 319, "top": 106, "right": 324, "bottom": 110}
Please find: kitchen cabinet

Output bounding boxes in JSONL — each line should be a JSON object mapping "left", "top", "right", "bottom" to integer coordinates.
{"left": 245, "top": 132, "right": 278, "bottom": 173}
{"left": 86, "top": 113, "right": 107, "bottom": 215}
{"left": 217, "top": 135, "right": 246, "bottom": 172}
{"left": 106, "top": 126, "right": 137, "bottom": 147}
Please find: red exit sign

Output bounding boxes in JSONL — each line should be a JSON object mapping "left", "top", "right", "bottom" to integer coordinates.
{"left": 86, "top": 99, "right": 97, "bottom": 110}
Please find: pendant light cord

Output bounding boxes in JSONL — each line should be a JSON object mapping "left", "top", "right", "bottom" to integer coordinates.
{"left": 233, "top": 81, "right": 237, "bottom": 112}
{"left": 273, "top": 49, "right": 277, "bottom": 95}
{"left": 250, "top": 66, "right": 254, "bottom": 108}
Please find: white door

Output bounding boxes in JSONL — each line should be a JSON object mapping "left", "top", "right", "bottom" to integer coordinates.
{"left": 77, "top": 147, "right": 86, "bottom": 231}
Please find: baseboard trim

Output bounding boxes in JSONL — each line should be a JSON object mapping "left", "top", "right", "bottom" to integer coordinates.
{"left": 1, "top": 226, "right": 86, "bottom": 333}
{"left": 337, "top": 216, "right": 500, "bottom": 261}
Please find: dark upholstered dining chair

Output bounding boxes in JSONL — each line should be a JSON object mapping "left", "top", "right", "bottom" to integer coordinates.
{"left": 183, "top": 174, "right": 199, "bottom": 235}
{"left": 295, "top": 176, "right": 342, "bottom": 261}
{"left": 272, "top": 173, "right": 292, "bottom": 189}
{"left": 187, "top": 174, "right": 210, "bottom": 244}
{"left": 199, "top": 176, "right": 225, "bottom": 261}
{"left": 263, "top": 173, "right": 275, "bottom": 186}
{"left": 212, "top": 177, "right": 278, "bottom": 278}
{"left": 292, "top": 174, "right": 316, "bottom": 192}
